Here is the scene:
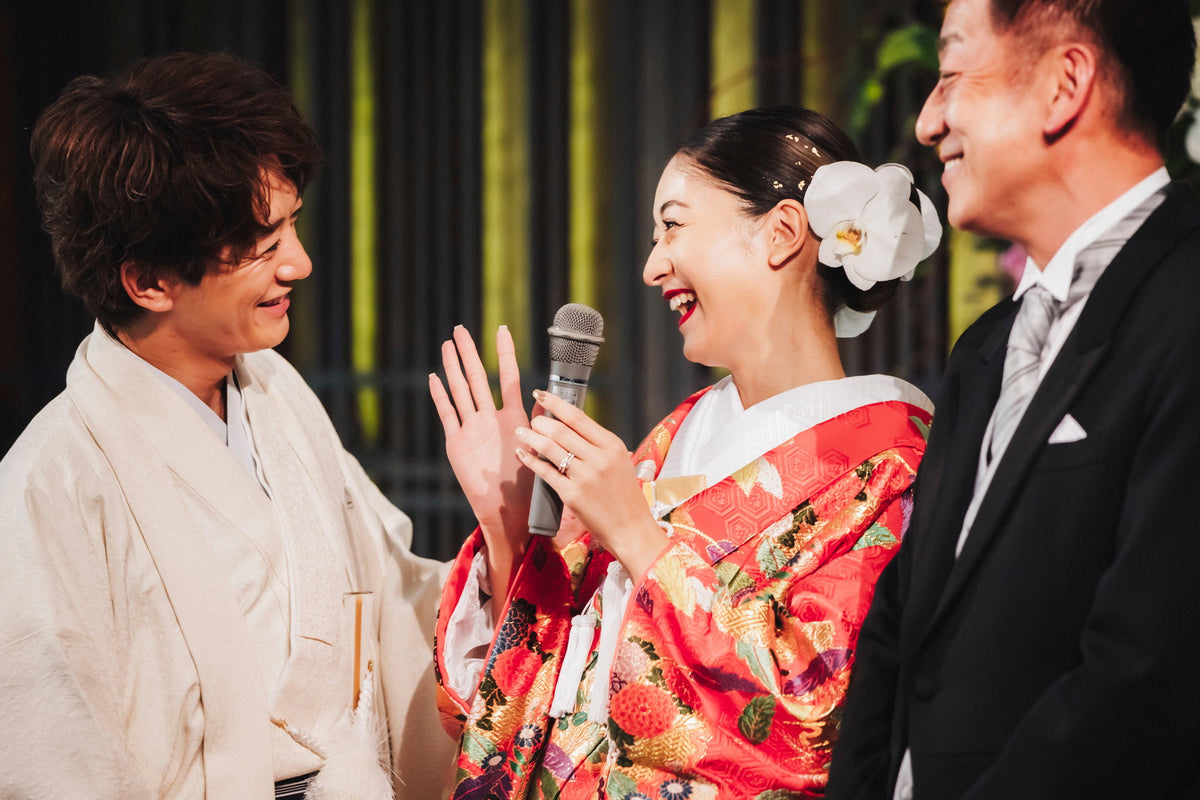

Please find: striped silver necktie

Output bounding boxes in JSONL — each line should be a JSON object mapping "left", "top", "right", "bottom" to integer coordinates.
{"left": 989, "top": 283, "right": 1057, "bottom": 463}
{"left": 987, "top": 189, "right": 1165, "bottom": 465}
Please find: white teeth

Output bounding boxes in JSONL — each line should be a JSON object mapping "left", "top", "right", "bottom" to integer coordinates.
{"left": 944, "top": 156, "right": 963, "bottom": 171}
{"left": 668, "top": 292, "right": 696, "bottom": 313}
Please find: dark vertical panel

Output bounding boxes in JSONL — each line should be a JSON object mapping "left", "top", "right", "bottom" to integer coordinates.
{"left": 0, "top": 6, "right": 22, "bottom": 448}
{"left": 600, "top": 0, "right": 644, "bottom": 447}
{"left": 305, "top": 1, "right": 354, "bottom": 430}
{"left": 625, "top": 0, "right": 711, "bottom": 440}
{"left": 374, "top": 0, "right": 483, "bottom": 560}
{"left": 5, "top": 2, "right": 108, "bottom": 458}
{"left": 380, "top": 0, "right": 418, "bottom": 478}
{"left": 756, "top": 0, "right": 801, "bottom": 107}
{"left": 526, "top": 0, "right": 571, "bottom": 347}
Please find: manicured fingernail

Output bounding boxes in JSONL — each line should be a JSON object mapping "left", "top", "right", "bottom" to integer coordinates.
{"left": 532, "top": 389, "right": 547, "bottom": 402}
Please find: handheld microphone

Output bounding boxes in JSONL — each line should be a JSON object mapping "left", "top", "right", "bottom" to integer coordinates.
{"left": 528, "top": 303, "right": 605, "bottom": 537}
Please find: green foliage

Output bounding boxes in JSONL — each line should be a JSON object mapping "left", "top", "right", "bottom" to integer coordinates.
{"left": 849, "top": 23, "right": 940, "bottom": 140}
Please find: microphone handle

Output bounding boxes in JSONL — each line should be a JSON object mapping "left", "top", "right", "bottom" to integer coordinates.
{"left": 528, "top": 362, "right": 590, "bottom": 537}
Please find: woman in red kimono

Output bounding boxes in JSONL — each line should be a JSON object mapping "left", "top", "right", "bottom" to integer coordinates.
{"left": 429, "top": 107, "right": 941, "bottom": 800}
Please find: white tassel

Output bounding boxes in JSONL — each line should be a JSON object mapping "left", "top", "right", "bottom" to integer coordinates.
{"left": 549, "top": 614, "right": 597, "bottom": 718}
{"left": 274, "top": 667, "right": 393, "bottom": 800}
{"left": 588, "top": 562, "right": 632, "bottom": 724}
{"left": 304, "top": 668, "right": 393, "bottom": 800}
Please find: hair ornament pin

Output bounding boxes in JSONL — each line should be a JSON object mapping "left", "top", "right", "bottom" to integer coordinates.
{"left": 805, "top": 161, "right": 942, "bottom": 337}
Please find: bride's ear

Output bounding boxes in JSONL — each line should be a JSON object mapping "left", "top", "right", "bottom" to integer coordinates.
{"left": 765, "top": 199, "right": 810, "bottom": 268}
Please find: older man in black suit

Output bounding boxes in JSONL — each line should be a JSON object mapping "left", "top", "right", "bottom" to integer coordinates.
{"left": 826, "top": 1, "right": 1200, "bottom": 798}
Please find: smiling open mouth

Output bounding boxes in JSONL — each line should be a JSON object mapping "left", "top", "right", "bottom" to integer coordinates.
{"left": 258, "top": 295, "right": 288, "bottom": 307}
{"left": 666, "top": 291, "right": 696, "bottom": 326}
{"left": 668, "top": 291, "right": 696, "bottom": 315}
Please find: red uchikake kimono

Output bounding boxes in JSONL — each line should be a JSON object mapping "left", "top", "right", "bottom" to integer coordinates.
{"left": 435, "top": 386, "right": 930, "bottom": 800}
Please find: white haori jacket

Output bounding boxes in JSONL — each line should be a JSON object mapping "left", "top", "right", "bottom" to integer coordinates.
{"left": 0, "top": 325, "right": 453, "bottom": 799}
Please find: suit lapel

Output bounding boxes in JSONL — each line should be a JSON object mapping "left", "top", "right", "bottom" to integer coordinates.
{"left": 904, "top": 310, "right": 1012, "bottom": 637}
{"left": 926, "top": 184, "right": 1200, "bottom": 633}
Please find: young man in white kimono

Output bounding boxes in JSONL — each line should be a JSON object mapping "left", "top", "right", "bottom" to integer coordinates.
{"left": 0, "top": 52, "right": 454, "bottom": 799}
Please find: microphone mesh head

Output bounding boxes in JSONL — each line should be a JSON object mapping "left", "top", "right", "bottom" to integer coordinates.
{"left": 548, "top": 303, "right": 604, "bottom": 366}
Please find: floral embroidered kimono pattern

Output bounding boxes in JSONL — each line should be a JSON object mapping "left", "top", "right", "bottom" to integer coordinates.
{"left": 435, "top": 388, "right": 931, "bottom": 800}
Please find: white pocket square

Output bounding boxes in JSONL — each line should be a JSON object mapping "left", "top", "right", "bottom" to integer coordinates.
{"left": 1048, "top": 413, "right": 1087, "bottom": 444}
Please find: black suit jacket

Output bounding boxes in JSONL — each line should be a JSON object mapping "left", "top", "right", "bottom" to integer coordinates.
{"left": 827, "top": 183, "right": 1200, "bottom": 800}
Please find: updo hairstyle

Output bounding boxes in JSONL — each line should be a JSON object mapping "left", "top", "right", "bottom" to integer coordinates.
{"left": 675, "top": 106, "right": 898, "bottom": 318}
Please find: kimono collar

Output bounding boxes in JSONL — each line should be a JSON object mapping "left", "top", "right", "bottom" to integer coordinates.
{"left": 641, "top": 375, "right": 932, "bottom": 519}
{"left": 101, "top": 325, "right": 266, "bottom": 493}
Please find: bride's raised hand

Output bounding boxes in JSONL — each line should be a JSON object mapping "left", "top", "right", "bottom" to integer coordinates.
{"left": 429, "top": 325, "right": 533, "bottom": 591}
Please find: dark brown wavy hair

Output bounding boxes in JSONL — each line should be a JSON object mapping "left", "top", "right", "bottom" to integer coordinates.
{"left": 31, "top": 51, "right": 321, "bottom": 332}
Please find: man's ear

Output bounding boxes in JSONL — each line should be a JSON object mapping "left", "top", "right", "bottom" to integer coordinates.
{"left": 1044, "top": 42, "right": 1097, "bottom": 139}
{"left": 119, "top": 260, "right": 175, "bottom": 313}
{"left": 765, "top": 198, "right": 811, "bottom": 268}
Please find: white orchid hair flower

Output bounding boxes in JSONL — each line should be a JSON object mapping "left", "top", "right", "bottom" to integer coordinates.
{"left": 806, "top": 161, "right": 942, "bottom": 292}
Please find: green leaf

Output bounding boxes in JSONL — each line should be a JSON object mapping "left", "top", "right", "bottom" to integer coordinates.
{"left": 755, "top": 791, "right": 805, "bottom": 800}
{"left": 604, "top": 768, "right": 638, "bottom": 799}
{"left": 541, "top": 767, "right": 561, "bottom": 799}
{"left": 629, "top": 635, "right": 661, "bottom": 661}
{"left": 876, "top": 24, "right": 940, "bottom": 73}
{"left": 460, "top": 729, "right": 495, "bottom": 764}
{"left": 736, "top": 639, "right": 776, "bottom": 687}
{"left": 755, "top": 537, "right": 790, "bottom": 578}
{"left": 738, "top": 695, "right": 778, "bottom": 745}
{"left": 852, "top": 522, "right": 898, "bottom": 552}
{"left": 478, "top": 673, "right": 506, "bottom": 707}
{"left": 716, "top": 560, "right": 756, "bottom": 596}
{"left": 849, "top": 22, "right": 940, "bottom": 139}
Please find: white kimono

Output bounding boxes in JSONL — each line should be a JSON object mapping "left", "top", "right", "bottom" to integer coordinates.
{"left": 0, "top": 326, "right": 455, "bottom": 799}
